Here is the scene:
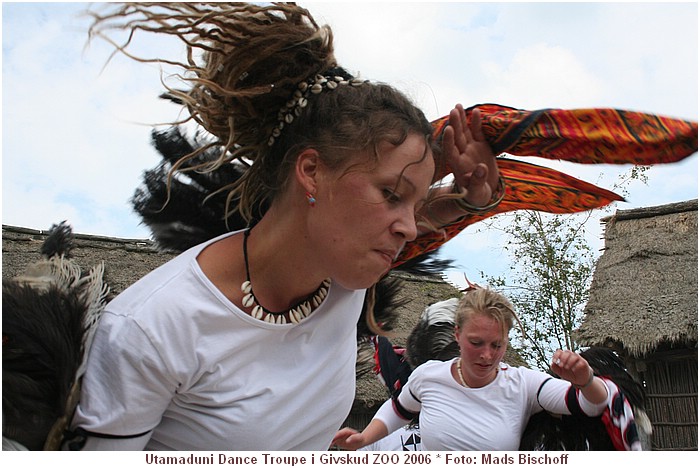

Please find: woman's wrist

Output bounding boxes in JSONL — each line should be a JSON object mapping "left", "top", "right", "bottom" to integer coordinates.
{"left": 573, "top": 367, "right": 595, "bottom": 390}
{"left": 452, "top": 175, "right": 506, "bottom": 214}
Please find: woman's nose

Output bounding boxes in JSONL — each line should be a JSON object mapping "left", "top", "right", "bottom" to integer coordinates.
{"left": 391, "top": 208, "right": 418, "bottom": 241}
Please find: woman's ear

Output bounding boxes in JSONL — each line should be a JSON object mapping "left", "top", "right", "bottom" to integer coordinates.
{"left": 295, "top": 149, "right": 321, "bottom": 193}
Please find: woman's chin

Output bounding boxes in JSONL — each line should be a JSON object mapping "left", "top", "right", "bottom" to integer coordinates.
{"left": 332, "top": 271, "right": 386, "bottom": 292}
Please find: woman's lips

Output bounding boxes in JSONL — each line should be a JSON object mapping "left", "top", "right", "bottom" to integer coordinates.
{"left": 378, "top": 248, "right": 400, "bottom": 264}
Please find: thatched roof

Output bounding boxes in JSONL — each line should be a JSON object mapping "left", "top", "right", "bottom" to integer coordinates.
{"left": 575, "top": 199, "right": 698, "bottom": 357}
{"left": 2, "top": 225, "right": 175, "bottom": 296}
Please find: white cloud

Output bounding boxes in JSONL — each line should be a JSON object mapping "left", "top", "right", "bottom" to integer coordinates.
{"left": 480, "top": 43, "right": 607, "bottom": 108}
{"left": 2, "top": 3, "right": 179, "bottom": 236}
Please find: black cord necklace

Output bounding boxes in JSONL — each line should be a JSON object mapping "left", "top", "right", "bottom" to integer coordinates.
{"left": 240, "top": 228, "right": 330, "bottom": 324}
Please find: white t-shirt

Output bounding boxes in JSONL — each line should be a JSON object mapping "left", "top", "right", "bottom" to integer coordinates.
{"left": 375, "top": 359, "right": 609, "bottom": 451}
{"left": 71, "top": 230, "right": 365, "bottom": 450}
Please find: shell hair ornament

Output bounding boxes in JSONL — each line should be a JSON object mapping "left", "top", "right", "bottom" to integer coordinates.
{"left": 268, "top": 72, "right": 368, "bottom": 147}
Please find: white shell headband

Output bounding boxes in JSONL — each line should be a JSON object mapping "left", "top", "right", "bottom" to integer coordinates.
{"left": 268, "top": 72, "right": 368, "bottom": 147}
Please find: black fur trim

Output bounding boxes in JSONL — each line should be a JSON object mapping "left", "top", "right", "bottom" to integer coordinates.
{"left": 2, "top": 282, "right": 86, "bottom": 450}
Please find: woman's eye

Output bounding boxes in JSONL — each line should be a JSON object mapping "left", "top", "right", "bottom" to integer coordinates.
{"left": 383, "top": 189, "right": 401, "bottom": 203}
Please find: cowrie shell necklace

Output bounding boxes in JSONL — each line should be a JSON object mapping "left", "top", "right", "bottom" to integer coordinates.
{"left": 241, "top": 228, "right": 330, "bottom": 324}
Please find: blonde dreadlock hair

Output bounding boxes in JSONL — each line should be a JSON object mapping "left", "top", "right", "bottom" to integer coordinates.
{"left": 87, "top": 2, "right": 439, "bottom": 223}
{"left": 88, "top": 3, "right": 439, "bottom": 336}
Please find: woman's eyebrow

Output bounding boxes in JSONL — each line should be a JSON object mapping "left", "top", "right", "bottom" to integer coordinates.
{"left": 402, "top": 174, "right": 433, "bottom": 208}
{"left": 397, "top": 173, "right": 418, "bottom": 192}
{"left": 399, "top": 174, "right": 416, "bottom": 192}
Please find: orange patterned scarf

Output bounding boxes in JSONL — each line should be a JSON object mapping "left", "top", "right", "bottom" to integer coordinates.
{"left": 397, "top": 104, "right": 698, "bottom": 265}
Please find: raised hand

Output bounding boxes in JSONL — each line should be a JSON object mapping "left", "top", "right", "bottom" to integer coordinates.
{"left": 442, "top": 104, "right": 500, "bottom": 208}
{"left": 551, "top": 349, "right": 594, "bottom": 387}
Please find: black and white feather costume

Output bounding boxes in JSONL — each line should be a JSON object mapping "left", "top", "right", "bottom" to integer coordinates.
{"left": 2, "top": 222, "right": 110, "bottom": 450}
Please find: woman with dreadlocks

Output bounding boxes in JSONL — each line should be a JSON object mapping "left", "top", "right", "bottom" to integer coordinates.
{"left": 68, "top": 3, "right": 502, "bottom": 450}
{"left": 333, "top": 287, "right": 612, "bottom": 451}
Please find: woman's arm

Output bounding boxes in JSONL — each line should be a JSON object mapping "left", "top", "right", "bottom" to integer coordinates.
{"left": 332, "top": 398, "right": 412, "bottom": 450}
{"left": 419, "top": 105, "right": 503, "bottom": 235}
{"left": 332, "top": 419, "right": 390, "bottom": 451}
{"left": 69, "top": 314, "right": 175, "bottom": 450}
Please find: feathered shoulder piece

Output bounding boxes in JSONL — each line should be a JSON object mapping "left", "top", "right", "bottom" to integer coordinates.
{"left": 2, "top": 221, "right": 109, "bottom": 450}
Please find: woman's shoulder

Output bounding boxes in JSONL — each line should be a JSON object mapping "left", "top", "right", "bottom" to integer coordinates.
{"left": 418, "top": 358, "right": 453, "bottom": 370}
{"left": 410, "top": 359, "right": 453, "bottom": 380}
{"left": 110, "top": 231, "right": 244, "bottom": 307}
{"left": 501, "top": 363, "right": 544, "bottom": 374}
{"left": 497, "top": 363, "right": 546, "bottom": 380}
{"left": 403, "top": 359, "right": 455, "bottom": 394}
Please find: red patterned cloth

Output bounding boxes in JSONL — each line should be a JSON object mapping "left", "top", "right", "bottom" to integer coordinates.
{"left": 396, "top": 104, "right": 698, "bottom": 265}
{"left": 432, "top": 104, "right": 697, "bottom": 168}
{"left": 599, "top": 378, "right": 643, "bottom": 451}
